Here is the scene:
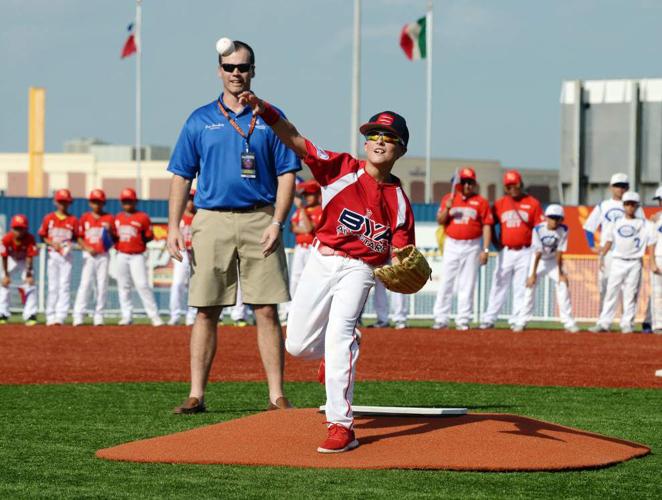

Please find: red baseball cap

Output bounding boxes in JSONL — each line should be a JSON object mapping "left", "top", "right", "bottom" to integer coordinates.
{"left": 119, "top": 188, "right": 138, "bottom": 201}
{"left": 89, "top": 189, "right": 106, "bottom": 202}
{"left": 459, "top": 167, "right": 476, "bottom": 181}
{"left": 10, "top": 214, "right": 28, "bottom": 229}
{"left": 503, "top": 170, "right": 522, "bottom": 186}
{"left": 54, "top": 189, "right": 73, "bottom": 203}
{"left": 300, "top": 180, "right": 321, "bottom": 195}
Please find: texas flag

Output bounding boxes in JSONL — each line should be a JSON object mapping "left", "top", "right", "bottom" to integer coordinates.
{"left": 121, "top": 22, "right": 137, "bottom": 59}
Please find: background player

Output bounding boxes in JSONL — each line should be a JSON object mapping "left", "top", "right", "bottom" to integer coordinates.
{"left": 0, "top": 215, "right": 38, "bottom": 325}
{"left": 169, "top": 189, "right": 197, "bottom": 326}
{"left": 583, "top": 173, "right": 644, "bottom": 311}
{"left": 590, "top": 192, "right": 650, "bottom": 333}
{"left": 115, "top": 188, "right": 163, "bottom": 326}
{"left": 73, "top": 189, "right": 115, "bottom": 326}
{"left": 433, "top": 167, "right": 492, "bottom": 330}
{"left": 241, "top": 91, "right": 416, "bottom": 453}
{"left": 644, "top": 186, "right": 662, "bottom": 333}
{"left": 514, "top": 204, "right": 579, "bottom": 333}
{"left": 480, "top": 171, "right": 544, "bottom": 330}
{"left": 39, "top": 189, "right": 77, "bottom": 326}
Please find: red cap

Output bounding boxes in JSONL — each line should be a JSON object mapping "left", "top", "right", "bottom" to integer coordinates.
{"left": 10, "top": 214, "right": 28, "bottom": 229}
{"left": 503, "top": 170, "right": 522, "bottom": 186}
{"left": 300, "top": 180, "right": 321, "bottom": 195}
{"left": 54, "top": 189, "right": 73, "bottom": 203}
{"left": 459, "top": 167, "right": 476, "bottom": 181}
{"left": 89, "top": 189, "right": 106, "bottom": 202}
{"left": 119, "top": 188, "right": 138, "bottom": 201}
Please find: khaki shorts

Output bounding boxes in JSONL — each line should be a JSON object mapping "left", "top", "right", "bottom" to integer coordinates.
{"left": 188, "top": 207, "right": 290, "bottom": 307}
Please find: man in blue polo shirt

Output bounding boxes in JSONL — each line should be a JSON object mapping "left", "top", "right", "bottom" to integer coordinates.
{"left": 167, "top": 40, "right": 301, "bottom": 414}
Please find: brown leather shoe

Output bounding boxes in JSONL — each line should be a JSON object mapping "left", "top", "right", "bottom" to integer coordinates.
{"left": 267, "top": 396, "right": 293, "bottom": 411}
{"left": 173, "top": 397, "right": 206, "bottom": 414}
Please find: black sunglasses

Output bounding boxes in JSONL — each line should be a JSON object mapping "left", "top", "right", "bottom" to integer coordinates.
{"left": 460, "top": 179, "right": 475, "bottom": 185}
{"left": 221, "top": 63, "right": 253, "bottom": 73}
{"left": 612, "top": 183, "right": 629, "bottom": 189}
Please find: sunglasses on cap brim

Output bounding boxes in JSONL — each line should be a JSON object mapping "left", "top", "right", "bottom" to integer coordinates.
{"left": 364, "top": 131, "right": 405, "bottom": 147}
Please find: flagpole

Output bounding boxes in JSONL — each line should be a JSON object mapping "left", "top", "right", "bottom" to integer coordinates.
{"left": 135, "top": 0, "right": 142, "bottom": 197}
{"left": 350, "top": 0, "right": 361, "bottom": 157}
{"left": 424, "top": 0, "right": 433, "bottom": 203}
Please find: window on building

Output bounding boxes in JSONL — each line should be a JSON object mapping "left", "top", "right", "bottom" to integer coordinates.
{"left": 410, "top": 181, "right": 425, "bottom": 203}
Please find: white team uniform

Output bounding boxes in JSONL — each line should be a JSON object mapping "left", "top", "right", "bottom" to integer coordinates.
{"left": 46, "top": 249, "right": 73, "bottom": 325}
{"left": 595, "top": 217, "right": 650, "bottom": 332}
{"left": 515, "top": 223, "right": 577, "bottom": 330}
{"left": 169, "top": 251, "right": 197, "bottom": 326}
{"left": 115, "top": 252, "right": 161, "bottom": 325}
{"left": 645, "top": 212, "right": 662, "bottom": 331}
{"left": 73, "top": 253, "right": 110, "bottom": 326}
{"left": 583, "top": 199, "right": 644, "bottom": 309}
{"left": 0, "top": 257, "right": 37, "bottom": 321}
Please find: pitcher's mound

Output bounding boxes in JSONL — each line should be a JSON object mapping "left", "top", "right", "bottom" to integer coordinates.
{"left": 96, "top": 409, "right": 649, "bottom": 471}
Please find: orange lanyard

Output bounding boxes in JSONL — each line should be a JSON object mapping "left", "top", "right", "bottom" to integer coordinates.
{"left": 217, "top": 99, "right": 257, "bottom": 144}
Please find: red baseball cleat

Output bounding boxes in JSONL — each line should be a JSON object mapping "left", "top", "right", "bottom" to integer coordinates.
{"left": 318, "top": 423, "right": 359, "bottom": 453}
{"left": 317, "top": 359, "right": 325, "bottom": 384}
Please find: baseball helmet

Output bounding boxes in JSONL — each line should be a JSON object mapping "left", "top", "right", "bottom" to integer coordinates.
{"left": 300, "top": 180, "right": 321, "bottom": 195}
{"left": 622, "top": 191, "right": 640, "bottom": 204}
{"left": 119, "top": 188, "right": 138, "bottom": 201}
{"left": 89, "top": 189, "right": 106, "bottom": 202}
{"left": 459, "top": 167, "right": 476, "bottom": 181}
{"left": 610, "top": 173, "right": 629, "bottom": 186}
{"left": 54, "top": 189, "right": 73, "bottom": 203}
{"left": 653, "top": 186, "right": 662, "bottom": 200}
{"left": 359, "top": 111, "right": 409, "bottom": 149}
{"left": 503, "top": 170, "right": 522, "bottom": 186}
{"left": 544, "top": 204, "right": 564, "bottom": 218}
{"left": 10, "top": 214, "right": 28, "bottom": 229}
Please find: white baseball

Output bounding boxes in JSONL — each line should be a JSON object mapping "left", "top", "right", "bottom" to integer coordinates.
{"left": 216, "top": 37, "right": 235, "bottom": 57}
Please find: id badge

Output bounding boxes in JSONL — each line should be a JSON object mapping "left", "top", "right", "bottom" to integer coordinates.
{"left": 241, "top": 150, "right": 257, "bottom": 179}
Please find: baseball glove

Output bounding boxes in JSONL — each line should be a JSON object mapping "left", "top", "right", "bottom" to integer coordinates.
{"left": 374, "top": 245, "right": 432, "bottom": 294}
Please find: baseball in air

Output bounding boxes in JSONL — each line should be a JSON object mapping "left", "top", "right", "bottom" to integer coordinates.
{"left": 216, "top": 37, "right": 235, "bottom": 56}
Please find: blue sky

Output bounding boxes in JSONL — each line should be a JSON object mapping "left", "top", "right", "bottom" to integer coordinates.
{"left": 1, "top": 0, "right": 660, "bottom": 169}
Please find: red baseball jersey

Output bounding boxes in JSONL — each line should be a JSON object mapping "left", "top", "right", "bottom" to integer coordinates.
{"left": 1, "top": 232, "right": 38, "bottom": 261}
{"left": 493, "top": 194, "right": 544, "bottom": 248}
{"left": 180, "top": 212, "right": 195, "bottom": 249}
{"left": 302, "top": 139, "right": 415, "bottom": 266}
{"left": 78, "top": 212, "right": 115, "bottom": 253}
{"left": 439, "top": 192, "right": 493, "bottom": 240}
{"left": 291, "top": 205, "right": 323, "bottom": 246}
{"left": 114, "top": 211, "right": 153, "bottom": 254}
{"left": 38, "top": 212, "right": 78, "bottom": 251}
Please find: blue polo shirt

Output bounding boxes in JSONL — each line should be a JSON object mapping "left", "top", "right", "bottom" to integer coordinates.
{"left": 167, "top": 95, "right": 301, "bottom": 209}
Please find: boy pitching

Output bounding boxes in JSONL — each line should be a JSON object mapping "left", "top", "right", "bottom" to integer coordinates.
{"left": 590, "top": 192, "right": 650, "bottom": 333}
{"left": 514, "top": 204, "right": 579, "bottom": 333}
{"left": 0, "top": 215, "right": 38, "bottom": 325}
{"left": 39, "top": 189, "right": 78, "bottom": 326}
{"left": 73, "top": 189, "right": 115, "bottom": 326}
{"left": 169, "top": 190, "right": 197, "bottom": 326}
{"left": 115, "top": 188, "right": 163, "bottom": 326}
{"left": 240, "top": 91, "right": 415, "bottom": 453}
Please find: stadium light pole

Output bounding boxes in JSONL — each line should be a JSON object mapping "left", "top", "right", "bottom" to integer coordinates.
{"left": 424, "top": 0, "right": 433, "bottom": 203}
{"left": 350, "top": 0, "right": 361, "bottom": 157}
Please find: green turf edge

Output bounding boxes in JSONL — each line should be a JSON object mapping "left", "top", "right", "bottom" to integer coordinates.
{"left": 0, "top": 381, "right": 659, "bottom": 499}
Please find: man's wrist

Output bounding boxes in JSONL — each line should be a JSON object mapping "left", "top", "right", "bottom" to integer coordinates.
{"left": 271, "top": 220, "right": 283, "bottom": 230}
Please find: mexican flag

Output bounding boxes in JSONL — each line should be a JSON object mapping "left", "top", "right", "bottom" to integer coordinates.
{"left": 400, "top": 16, "right": 427, "bottom": 60}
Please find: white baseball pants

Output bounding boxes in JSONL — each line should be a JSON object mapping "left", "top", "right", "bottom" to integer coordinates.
{"left": 73, "top": 253, "right": 110, "bottom": 325}
{"left": 0, "top": 258, "right": 37, "bottom": 320}
{"left": 390, "top": 292, "right": 409, "bottom": 323}
{"left": 433, "top": 237, "right": 481, "bottom": 327}
{"left": 282, "top": 244, "right": 312, "bottom": 318}
{"left": 644, "top": 256, "right": 662, "bottom": 331}
{"left": 46, "top": 251, "right": 72, "bottom": 324}
{"left": 482, "top": 247, "right": 532, "bottom": 325}
{"left": 286, "top": 248, "right": 374, "bottom": 428}
{"left": 372, "top": 278, "right": 389, "bottom": 324}
{"left": 115, "top": 252, "right": 161, "bottom": 323}
{"left": 169, "top": 252, "right": 196, "bottom": 325}
{"left": 516, "top": 257, "right": 576, "bottom": 329}
{"left": 596, "top": 258, "right": 642, "bottom": 331}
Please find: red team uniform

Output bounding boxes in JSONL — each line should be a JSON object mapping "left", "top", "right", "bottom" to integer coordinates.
{"left": 481, "top": 184, "right": 545, "bottom": 328}
{"left": 39, "top": 212, "right": 78, "bottom": 325}
{"left": 78, "top": 213, "right": 115, "bottom": 253}
{"left": 291, "top": 205, "right": 323, "bottom": 246}
{"left": 285, "top": 138, "right": 416, "bottom": 434}
{"left": 0, "top": 230, "right": 39, "bottom": 322}
{"left": 114, "top": 211, "right": 153, "bottom": 254}
{"left": 433, "top": 182, "right": 494, "bottom": 329}
{"left": 1, "top": 232, "right": 38, "bottom": 261}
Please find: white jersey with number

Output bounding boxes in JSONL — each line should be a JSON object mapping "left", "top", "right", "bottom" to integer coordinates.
{"left": 583, "top": 199, "right": 644, "bottom": 246}
{"left": 532, "top": 223, "right": 568, "bottom": 260}
{"left": 603, "top": 217, "right": 650, "bottom": 259}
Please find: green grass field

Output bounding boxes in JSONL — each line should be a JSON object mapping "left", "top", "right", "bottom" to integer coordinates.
{"left": 1, "top": 381, "right": 659, "bottom": 499}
